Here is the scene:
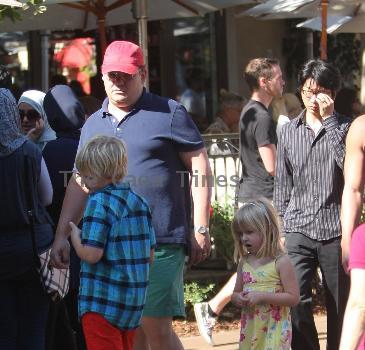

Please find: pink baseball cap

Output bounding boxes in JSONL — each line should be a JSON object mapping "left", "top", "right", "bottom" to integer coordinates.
{"left": 101, "top": 41, "right": 144, "bottom": 75}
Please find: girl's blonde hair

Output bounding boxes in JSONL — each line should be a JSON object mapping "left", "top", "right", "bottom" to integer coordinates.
{"left": 76, "top": 135, "right": 127, "bottom": 183}
{"left": 231, "top": 198, "right": 283, "bottom": 262}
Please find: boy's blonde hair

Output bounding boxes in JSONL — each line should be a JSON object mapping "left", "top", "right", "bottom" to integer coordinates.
{"left": 231, "top": 198, "right": 283, "bottom": 262}
{"left": 76, "top": 135, "right": 127, "bottom": 183}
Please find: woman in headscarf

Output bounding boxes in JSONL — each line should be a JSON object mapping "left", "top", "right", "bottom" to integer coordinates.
{"left": 0, "top": 88, "right": 53, "bottom": 349}
{"left": 18, "top": 89, "right": 56, "bottom": 150}
{"left": 43, "top": 84, "right": 85, "bottom": 350}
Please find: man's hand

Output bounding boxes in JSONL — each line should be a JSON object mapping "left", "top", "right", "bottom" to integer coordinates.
{"left": 341, "top": 238, "right": 351, "bottom": 274}
{"left": 50, "top": 237, "right": 70, "bottom": 269}
{"left": 315, "top": 93, "right": 334, "bottom": 120}
{"left": 189, "top": 231, "right": 211, "bottom": 266}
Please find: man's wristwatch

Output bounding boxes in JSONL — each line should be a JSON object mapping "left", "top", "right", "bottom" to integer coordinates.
{"left": 195, "top": 226, "right": 209, "bottom": 235}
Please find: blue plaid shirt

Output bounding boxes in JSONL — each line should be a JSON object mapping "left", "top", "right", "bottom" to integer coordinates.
{"left": 78, "top": 182, "right": 156, "bottom": 330}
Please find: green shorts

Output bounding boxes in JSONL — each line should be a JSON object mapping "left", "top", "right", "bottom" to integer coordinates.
{"left": 143, "top": 244, "right": 186, "bottom": 318}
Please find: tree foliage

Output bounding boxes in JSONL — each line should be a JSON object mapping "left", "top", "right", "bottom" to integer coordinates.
{"left": 0, "top": 0, "right": 46, "bottom": 22}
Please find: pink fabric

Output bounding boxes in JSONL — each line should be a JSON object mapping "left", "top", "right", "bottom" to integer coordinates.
{"left": 349, "top": 224, "right": 365, "bottom": 270}
{"left": 349, "top": 224, "right": 365, "bottom": 350}
{"left": 358, "top": 335, "right": 365, "bottom": 350}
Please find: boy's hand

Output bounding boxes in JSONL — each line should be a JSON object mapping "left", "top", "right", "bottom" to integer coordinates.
{"left": 69, "top": 221, "right": 81, "bottom": 238}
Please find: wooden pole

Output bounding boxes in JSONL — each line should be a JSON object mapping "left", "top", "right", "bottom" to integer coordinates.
{"left": 320, "top": 0, "right": 328, "bottom": 60}
{"left": 97, "top": 16, "right": 107, "bottom": 56}
{"left": 132, "top": 0, "right": 149, "bottom": 90}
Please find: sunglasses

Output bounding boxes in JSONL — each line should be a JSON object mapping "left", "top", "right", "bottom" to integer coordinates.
{"left": 19, "top": 109, "right": 41, "bottom": 122}
{"left": 105, "top": 71, "right": 138, "bottom": 84}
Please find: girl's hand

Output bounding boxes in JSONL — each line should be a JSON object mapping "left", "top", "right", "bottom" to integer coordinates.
{"left": 232, "top": 291, "right": 247, "bottom": 308}
{"left": 241, "top": 291, "right": 264, "bottom": 306}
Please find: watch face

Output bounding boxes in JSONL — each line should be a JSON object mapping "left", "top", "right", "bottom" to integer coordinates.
{"left": 197, "top": 226, "right": 208, "bottom": 234}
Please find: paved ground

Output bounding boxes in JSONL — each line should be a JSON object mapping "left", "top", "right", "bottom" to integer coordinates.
{"left": 181, "top": 314, "right": 327, "bottom": 350}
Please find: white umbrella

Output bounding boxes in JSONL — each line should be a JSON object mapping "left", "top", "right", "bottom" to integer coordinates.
{"left": 0, "top": 0, "right": 22, "bottom": 6}
{"left": 240, "top": 0, "right": 362, "bottom": 20}
{"left": 297, "top": 3, "right": 365, "bottom": 33}
{"left": 1, "top": 0, "right": 252, "bottom": 56}
{"left": 239, "top": 0, "right": 365, "bottom": 60}
{"left": 1, "top": 0, "right": 252, "bottom": 89}
{"left": 1, "top": 0, "right": 250, "bottom": 33}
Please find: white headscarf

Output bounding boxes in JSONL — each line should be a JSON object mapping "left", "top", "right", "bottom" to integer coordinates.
{"left": 18, "top": 90, "right": 56, "bottom": 147}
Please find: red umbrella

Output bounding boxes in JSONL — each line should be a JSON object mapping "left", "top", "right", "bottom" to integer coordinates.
{"left": 54, "top": 38, "right": 93, "bottom": 68}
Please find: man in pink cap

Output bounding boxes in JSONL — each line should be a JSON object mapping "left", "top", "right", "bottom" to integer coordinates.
{"left": 51, "top": 40, "right": 212, "bottom": 350}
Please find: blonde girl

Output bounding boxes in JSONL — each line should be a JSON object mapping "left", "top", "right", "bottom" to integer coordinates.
{"left": 231, "top": 198, "right": 299, "bottom": 350}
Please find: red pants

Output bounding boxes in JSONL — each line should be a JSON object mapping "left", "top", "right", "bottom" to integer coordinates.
{"left": 82, "top": 312, "right": 136, "bottom": 350}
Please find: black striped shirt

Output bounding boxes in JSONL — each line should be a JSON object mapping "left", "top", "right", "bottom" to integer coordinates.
{"left": 273, "top": 111, "right": 351, "bottom": 240}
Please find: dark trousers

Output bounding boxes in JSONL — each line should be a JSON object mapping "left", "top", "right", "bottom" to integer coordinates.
{"left": 0, "top": 268, "right": 49, "bottom": 350}
{"left": 285, "top": 233, "right": 349, "bottom": 350}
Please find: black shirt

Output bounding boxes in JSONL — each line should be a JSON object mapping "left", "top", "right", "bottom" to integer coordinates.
{"left": 274, "top": 111, "right": 351, "bottom": 240}
{"left": 238, "top": 99, "right": 277, "bottom": 201}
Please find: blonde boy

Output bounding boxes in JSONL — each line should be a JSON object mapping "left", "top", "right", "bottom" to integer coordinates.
{"left": 69, "top": 135, "right": 155, "bottom": 350}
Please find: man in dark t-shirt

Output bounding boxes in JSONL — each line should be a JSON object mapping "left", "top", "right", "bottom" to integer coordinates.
{"left": 238, "top": 58, "right": 284, "bottom": 203}
{"left": 194, "top": 58, "right": 285, "bottom": 346}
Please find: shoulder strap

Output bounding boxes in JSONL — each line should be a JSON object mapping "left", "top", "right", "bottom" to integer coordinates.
{"left": 23, "top": 151, "right": 41, "bottom": 268}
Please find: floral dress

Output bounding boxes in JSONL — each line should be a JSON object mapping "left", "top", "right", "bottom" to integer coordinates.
{"left": 238, "top": 258, "right": 292, "bottom": 350}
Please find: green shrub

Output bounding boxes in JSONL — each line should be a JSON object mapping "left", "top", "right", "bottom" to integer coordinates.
{"left": 184, "top": 282, "right": 215, "bottom": 319}
{"left": 210, "top": 201, "right": 235, "bottom": 264}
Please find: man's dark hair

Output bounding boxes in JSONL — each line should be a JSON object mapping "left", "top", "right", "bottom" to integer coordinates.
{"left": 244, "top": 58, "right": 279, "bottom": 92}
{"left": 298, "top": 59, "right": 341, "bottom": 95}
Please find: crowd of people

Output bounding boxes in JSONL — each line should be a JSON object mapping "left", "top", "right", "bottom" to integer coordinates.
{"left": 195, "top": 58, "right": 365, "bottom": 350}
{"left": 0, "top": 39, "right": 364, "bottom": 350}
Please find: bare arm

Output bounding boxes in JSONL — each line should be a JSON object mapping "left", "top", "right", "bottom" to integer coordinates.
{"left": 179, "top": 147, "right": 212, "bottom": 266}
{"left": 243, "top": 255, "right": 299, "bottom": 307}
{"left": 231, "top": 260, "right": 244, "bottom": 308}
{"left": 341, "top": 115, "right": 365, "bottom": 271}
{"left": 38, "top": 157, "right": 53, "bottom": 206}
{"left": 56, "top": 173, "right": 88, "bottom": 239}
{"left": 69, "top": 221, "right": 104, "bottom": 264}
{"left": 50, "top": 173, "right": 88, "bottom": 268}
{"left": 340, "top": 268, "right": 365, "bottom": 350}
{"left": 258, "top": 143, "right": 276, "bottom": 176}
